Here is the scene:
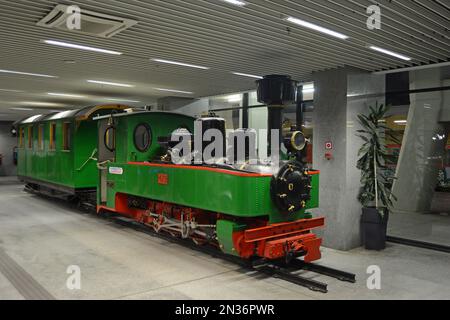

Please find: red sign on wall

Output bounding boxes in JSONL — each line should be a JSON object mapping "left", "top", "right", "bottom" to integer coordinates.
{"left": 157, "top": 173, "right": 169, "bottom": 185}
{"left": 325, "top": 141, "right": 333, "bottom": 150}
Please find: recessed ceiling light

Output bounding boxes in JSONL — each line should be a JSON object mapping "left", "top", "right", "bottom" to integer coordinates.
{"left": 105, "top": 98, "right": 140, "bottom": 103}
{"left": 285, "top": 17, "right": 349, "bottom": 40}
{"left": 220, "top": 0, "right": 247, "bottom": 6}
{"left": 394, "top": 120, "right": 407, "bottom": 124}
{"left": 44, "top": 40, "right": 122, "bottom": 55}
{"left": 368, "top": 46, "right": 411, "bottom": 61}
{"left": 48, "top": 92, "right": 85, "bottom": 98}
{"left": 152, "top": 58, "right": 209, "bottom": 70}
{"left": 231, "top": 72, "right": 263, "bottom": 79}
{"left": 154, "top": 88, "right": 194, "bottom": 94}
{"left": 10, "top": 107, "right": 34, "bottom": 111}
{"left": 0, "top": 69, "right": 57, "bottom": 78}
{"left": 0, "top": 88, "right": 24, "bottom": 92}
{"left": 87, "top": 80, "right": 134, "bottom": 87}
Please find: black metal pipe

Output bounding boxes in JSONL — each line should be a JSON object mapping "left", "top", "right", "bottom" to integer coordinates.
{"left": 242, "top": 92, "right": 249, "bottom": 129}
{"left": 296, "top": 85, "right": 305, "bottom": 161}
{"left": 296, "top": 85, "right": 304, "bottom": 131}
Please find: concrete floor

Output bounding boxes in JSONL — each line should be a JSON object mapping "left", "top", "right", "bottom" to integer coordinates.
{"left": 388, "top": 211, "right": 450, "bottom": 247}
{"left": 388, "top": 191, "right": 450, "bottom": 246}
{"left": 0, "top": 176, "right": 449, "bottom": 300}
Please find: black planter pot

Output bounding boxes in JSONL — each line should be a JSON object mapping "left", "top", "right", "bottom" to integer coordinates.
{"left": 361, "top": 207, "right": 389, "bottom": 250}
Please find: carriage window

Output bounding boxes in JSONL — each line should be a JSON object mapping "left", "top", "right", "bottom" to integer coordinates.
{"left": 62, "top": 122, "right": 71, "bottom": 151}
{"left": 49, "top": 123, "right": 56, "bottom": 150}
{"left": 104, "top": 126, "right": 116, "bottom": 152}
{"left": 38, "top": 124, "right": 44, "bottom": 150}
{"left": 19, "top": 127, "right": 24, "bottom": 148}
{"left": 133, "top": 123, "right": 152, "bottom": 152}
{"left": 27, "top": 126, "right": 33, "bottom": 149}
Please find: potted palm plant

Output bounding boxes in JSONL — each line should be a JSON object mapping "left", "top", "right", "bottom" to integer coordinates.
{"left": 356, "top": 102, "right": 399, "bottom": 250}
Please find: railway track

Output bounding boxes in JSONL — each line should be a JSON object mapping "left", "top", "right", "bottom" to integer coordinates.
{"left": 109, "top": 214, "right": 356, "bottom": 293}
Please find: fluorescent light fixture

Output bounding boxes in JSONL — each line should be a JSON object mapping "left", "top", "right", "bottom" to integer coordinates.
{"left": 154, "top": 88, "right": 193, "bottom": 94}
{"left": 369, "top": 46, "right": 411, "bottom": 61}
{"left": 87, "top": 80, "right": 134, "bottom": 87}
{"left": 231, "top": 72, "right": 263, "bottom": 79}
{"left": 285, "top": 17, "right": 349, "bottom": 40}
{"left": 48, "top": 93, "right": 85, "bottom": 98}
{"left": 0, "top": 69, "right": 57, "bottom": 78}
{"left": 21, "top": 101, "right": 65, "bottom": 107}
{"left": 44, "top": 40, "right": 122, "bottom": 55}
{"left": 152, "top": 58, "right": 209, "bottom": 70}
{"left": 394, "top": 120, "right": 407, "bottom": 124}
{"left": 220, "top": 0, "right": 247, "bottom": 6}
{"left": 227, "top": 94, "right": 242, "bottom": 103}
{"left": 0, "top": 88, "right": 24, "bottom": 93}
{"left": 10, "top": 107, "right": 34, "bottom": 111}
{"left": 106, "top": 98, "right": 140, "bottom": 103}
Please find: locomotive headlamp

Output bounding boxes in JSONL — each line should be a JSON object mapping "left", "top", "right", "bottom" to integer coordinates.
{"left": 289, "top": 131, "right": 306, "bottom": 151}
{"left": 283, "top": 130, "right": 306, "bottom": 153}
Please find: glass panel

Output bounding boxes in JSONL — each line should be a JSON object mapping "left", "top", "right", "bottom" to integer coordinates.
{"left": 38, "top": 124, "right": 44, "bottom": 150}
{"left": 27, "top": 126, "right": 33, "bottom": 149}
{"left": 62, "top": 122, "right": 71, "bottom": 151}
{"left": 384, "top": 82, "right": 450, "bottom": 247}
{"left": 104, "top": 126, "right": 115, "bottom": 152}
{"left": 134, "top": 123, "right": 152, "bottom": 152}
{"left": 49, "top": 123, "right": 56, "bottom": 150}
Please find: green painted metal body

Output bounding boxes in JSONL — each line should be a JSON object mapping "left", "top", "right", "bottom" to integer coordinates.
{"left": 98, "top": 112, "right": 319, "bottom": 223}
{"left": 216, "top": 220, "right": 246, "bottom": 256}
{"left": 105, "top": 162, "right": 318, "bottom": 223}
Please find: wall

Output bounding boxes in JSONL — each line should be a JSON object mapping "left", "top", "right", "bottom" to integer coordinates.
{"left": 0, "top": 121, "right": 17, "bottom": 176}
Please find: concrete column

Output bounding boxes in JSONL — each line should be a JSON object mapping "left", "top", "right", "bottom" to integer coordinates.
{"left": 391, "top": 68, "right": 446, "bottom": 214}
{"left": 312, "top": 67, "right": 385, "bottom": 250}
{"left": 0, "top": 121, "right": 17, "bottom": 176}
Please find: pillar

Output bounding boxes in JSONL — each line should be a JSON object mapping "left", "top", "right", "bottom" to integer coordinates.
{"left": 312, "top": 67, "right": 385, "bottom": 250}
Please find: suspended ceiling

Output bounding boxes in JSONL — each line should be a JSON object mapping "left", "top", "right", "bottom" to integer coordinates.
{"left": 0, "top": 0, "right": 449, "bottom": 120}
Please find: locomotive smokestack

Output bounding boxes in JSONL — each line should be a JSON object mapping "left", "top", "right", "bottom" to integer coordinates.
{"left": 255, "top": 75, "right": 298, "bottom": 155}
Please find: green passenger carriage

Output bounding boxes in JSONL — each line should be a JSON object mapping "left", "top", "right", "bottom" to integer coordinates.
{"left": 15, "top": 105, "right": 128, "bottom": 200}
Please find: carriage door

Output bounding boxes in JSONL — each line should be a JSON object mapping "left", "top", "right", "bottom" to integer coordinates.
{"left": 98, "top": 119, "right": 116, "bottom": 204}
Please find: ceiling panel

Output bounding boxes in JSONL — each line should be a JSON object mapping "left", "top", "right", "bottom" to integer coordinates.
{"left": 0, "top": 0, "right": 448, "bottom": 120}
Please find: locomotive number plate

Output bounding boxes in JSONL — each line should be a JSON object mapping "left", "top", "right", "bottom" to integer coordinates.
{"left": 157, "top": 173, "right": 169, "bottom": 185}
